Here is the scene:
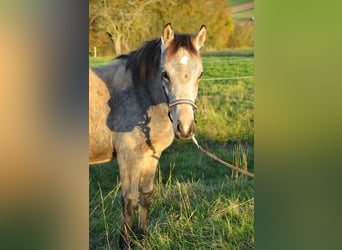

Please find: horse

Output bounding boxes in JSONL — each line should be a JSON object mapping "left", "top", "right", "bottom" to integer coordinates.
{"left": 89, "top": 23, "right": 206, "bottom": 248}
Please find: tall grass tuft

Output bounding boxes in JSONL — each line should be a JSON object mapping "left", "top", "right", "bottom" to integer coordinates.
{"left": 98, "top": 183, "right": 111, "bottom": 249}
{"left": 232, "top": 144, "right": 250, "bottom": 180}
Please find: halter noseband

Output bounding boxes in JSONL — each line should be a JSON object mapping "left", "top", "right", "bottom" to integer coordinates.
{"left": 162, "top": 82, "right": 197, "bottom": 123}
{"left": 169, "top": 99, "right": 197, "bottom": 109}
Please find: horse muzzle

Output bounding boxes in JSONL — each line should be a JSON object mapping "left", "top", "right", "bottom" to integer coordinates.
{"left": 167, "top": 98, "right": 197, "bottom": 140}
{"left": 175, "top": 120, "right": 196, "bottom": 140}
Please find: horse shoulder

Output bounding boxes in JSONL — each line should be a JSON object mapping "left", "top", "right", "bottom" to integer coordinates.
{"left": 148, "top": 104, "right": 174, "bottom": 152}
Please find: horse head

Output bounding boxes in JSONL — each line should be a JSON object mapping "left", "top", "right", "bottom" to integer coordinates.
{"left": 160, "top": 23, "right": 206, "bottom": 140}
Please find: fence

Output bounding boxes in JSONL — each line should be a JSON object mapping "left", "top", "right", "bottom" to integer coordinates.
{"left": 89, "top": 58, "right": 255, "bottom": 81}
{"left": 199, "top": 58, "right": 255, "bottom": 83}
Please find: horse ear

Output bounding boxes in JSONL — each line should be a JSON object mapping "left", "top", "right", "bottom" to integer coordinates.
{"left": 194, "top": 25, "right": 207, "bottom": 50}
{"left": 161, "top": 23, "right": 174, "bottom": 48}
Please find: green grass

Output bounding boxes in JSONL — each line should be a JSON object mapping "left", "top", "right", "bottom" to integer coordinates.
{"left": 90, "top": 56, "right": 116, "bottom": 67}
{"left": 202, "top": 49, "right": 254, "bottom": 57}
{"left": 232, "top": 9, "right": 254, "bottom": 21}
{"left": 229, "top": 0, "right": 253, "bottom": 7}
{"left": 230, "top": 0, "right": 254, "bottom": 21}
{"left": 198, "top": 54, "right": 254, "bottom": 143}
{"left": 90, "top": 155, "right": 254, "bottom": 249}
{"left": 89, "top": 53, "right": 254, "bottom": 249}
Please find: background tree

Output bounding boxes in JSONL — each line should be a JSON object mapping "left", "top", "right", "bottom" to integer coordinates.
{"left": 89, "top": 0, "right": 157, "bottom": 55}
{"left": 89, "top": 0, "right": 234, "bottom": 56}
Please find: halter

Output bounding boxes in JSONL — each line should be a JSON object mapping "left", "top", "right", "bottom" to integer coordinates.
{"left": 169, "top": 99, "right": 197, "bottom": 109}
{"left": 162, "top": 81, "right": 197, "bottom": 123}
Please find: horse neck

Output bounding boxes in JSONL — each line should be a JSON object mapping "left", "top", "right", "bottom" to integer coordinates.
{"left": 135, "top": 73, "right": 166, "bottom": 106}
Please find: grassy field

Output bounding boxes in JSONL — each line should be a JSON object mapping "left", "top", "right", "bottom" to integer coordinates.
{"left": 229, "top": 0, "right": 252, "bottom": 7}
{"left": 89, "top": 52, "right": 254, "bottom": 249}
{"left": 233, "top": 9, "right": 254, "bottom": 21}
{"left": 230, "top": 0, "right": 254, "bottom": 21}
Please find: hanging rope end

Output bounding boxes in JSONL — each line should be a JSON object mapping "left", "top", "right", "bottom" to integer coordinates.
{"left": 192, "top": 135, "right": 200, "bottom": 150}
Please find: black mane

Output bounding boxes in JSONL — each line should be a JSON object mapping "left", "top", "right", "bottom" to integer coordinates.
{"left": 117, "top": 34, "right": 197, "bottom": 85}
{"left": 117, "top": 39, "right": 162, "bottom": 84}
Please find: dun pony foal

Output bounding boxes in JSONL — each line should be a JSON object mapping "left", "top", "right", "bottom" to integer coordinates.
{"left": 89, "top": 23, "right": 206, "bottom": 248}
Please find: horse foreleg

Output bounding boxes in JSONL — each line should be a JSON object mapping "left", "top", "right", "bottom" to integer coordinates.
{"left": 118, "top": 154, "right": 141, "bottom": 249}
{"left": 137, "top": 155, "right": 159, "bottom": 235}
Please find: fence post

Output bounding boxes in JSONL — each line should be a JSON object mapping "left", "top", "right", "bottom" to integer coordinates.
{"left": 94, "top": 46, "right": 97, "bottom": 58}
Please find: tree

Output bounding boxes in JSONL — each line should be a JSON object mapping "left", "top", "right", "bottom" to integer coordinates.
{"left": 89, "top": 0, "right": 234, "bottom": 56}
{"left": 89, "top": 0, "right": 158, "bottom": 55}
{"left": 152, "top": 0, "right": 233, "bottom": 50}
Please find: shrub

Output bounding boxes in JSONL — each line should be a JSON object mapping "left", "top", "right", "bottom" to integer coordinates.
{"left": 228, "top": 21, "right": 254, "bottom": 48}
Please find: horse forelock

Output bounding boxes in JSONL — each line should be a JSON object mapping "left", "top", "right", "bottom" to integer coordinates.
{"left": 117, "top": 39, "right": 162, "bottom": 84}
{"left": 167, "top": 33, "right": 198, "bottom": 58}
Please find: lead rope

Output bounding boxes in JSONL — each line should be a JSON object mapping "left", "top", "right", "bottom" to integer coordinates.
{"left": 192, "top": 136, "right": 255, "bottom": 178}
{"left": 161, "top": 77, "right": 254, "bottom": 177}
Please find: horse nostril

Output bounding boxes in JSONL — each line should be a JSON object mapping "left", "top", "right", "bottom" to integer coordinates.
{"left": 176, "top": 121, "right": 195, "bottom": 138}
{"left": 191, "top": 121, "right": 196, "bottom": 133}
{"left": 177, "top": 122, "right": 182, "bottom": 133}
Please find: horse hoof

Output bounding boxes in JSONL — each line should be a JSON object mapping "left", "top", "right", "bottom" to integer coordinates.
{"left": 119, "top": 234, "right": 130, "bottom": 250}
{"left": 135, "top": 228, "right": 146, "bottom": 240}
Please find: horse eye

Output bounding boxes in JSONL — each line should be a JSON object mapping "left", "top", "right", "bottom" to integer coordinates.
{"left": 161, "top": 71, "right": 169, "bottom": 81}
{"left": 199, "top": 72, "right": 203, "bottom": 79}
